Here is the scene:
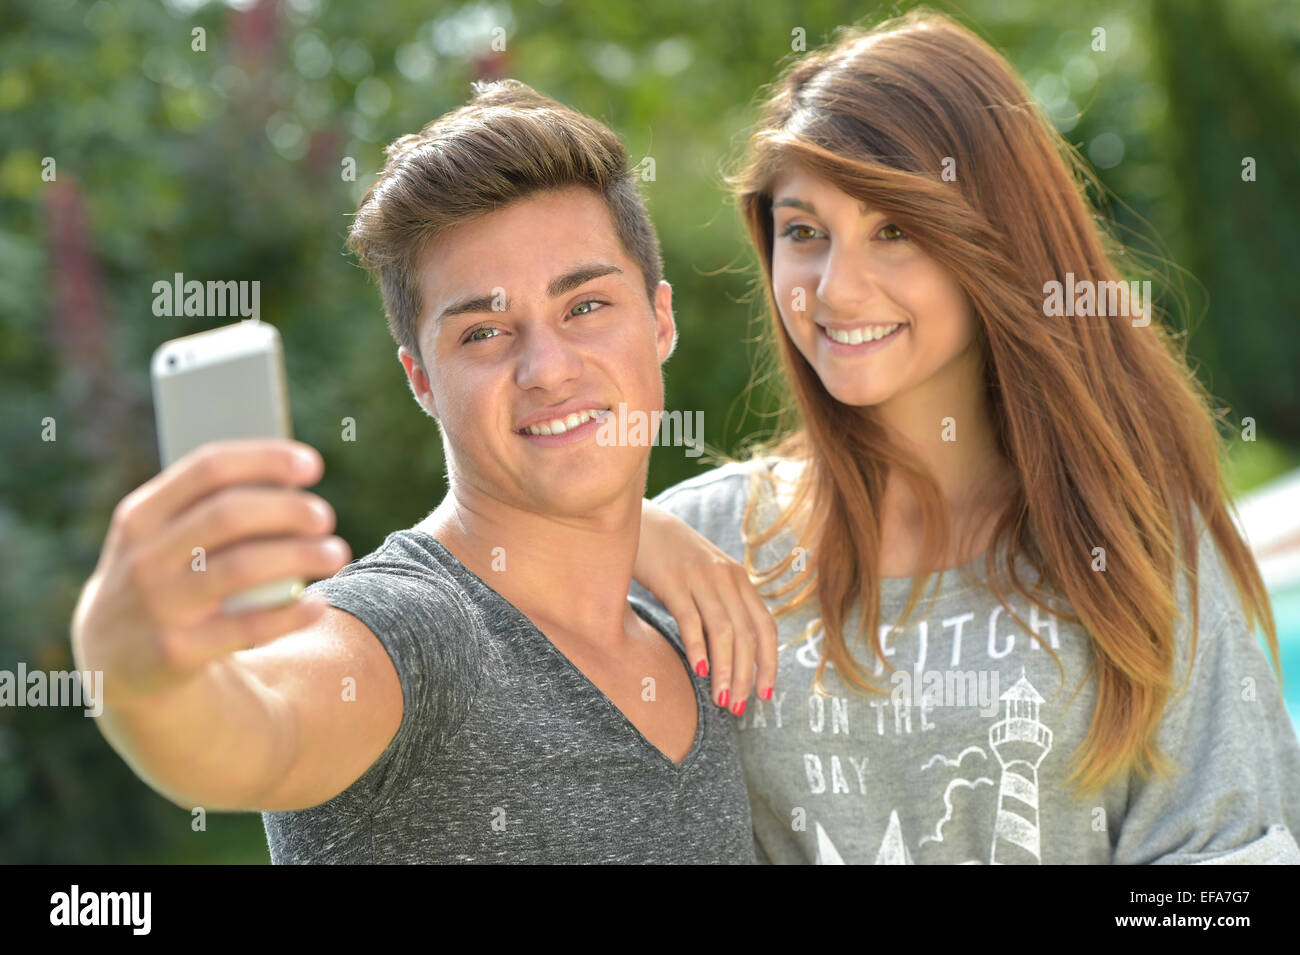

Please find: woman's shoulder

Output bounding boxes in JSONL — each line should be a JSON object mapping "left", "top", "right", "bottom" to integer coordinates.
{"left": 1178, "top": 505, "right": 1254, "bottom": 636}
{"left": 1158, "top": 503, "right": 1277, "bottom": 705}
{"left": 652, "top": 457, "right": 757, "bottom": 500}
{"left": 653, "top": 454, "right": 804, "bottom": 505}
{"left": 649, "top": 453, "right": 805, "bottom": 536}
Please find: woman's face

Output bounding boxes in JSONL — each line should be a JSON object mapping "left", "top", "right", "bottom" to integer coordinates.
{"left": 769, "top": 165, "right": 979, "bottom": 410}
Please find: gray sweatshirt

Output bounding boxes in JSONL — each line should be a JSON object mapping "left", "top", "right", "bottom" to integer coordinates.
{"left": 630, "top": 457, "right": 1300, "bottom": 864}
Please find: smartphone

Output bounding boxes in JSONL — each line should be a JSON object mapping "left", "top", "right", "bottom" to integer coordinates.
{"left": 150, "top": 321, "right": 306, "bottom": 614}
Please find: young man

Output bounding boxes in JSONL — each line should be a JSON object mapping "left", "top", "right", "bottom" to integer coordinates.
{"left": 70, "top": 80, "right": 755, "bottom": 863}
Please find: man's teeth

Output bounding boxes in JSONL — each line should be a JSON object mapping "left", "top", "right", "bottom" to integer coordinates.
{"left": 823, "top": 323, "right": 902, "bottom": 345}
{"left": 522, "top": 408, "right": 608, "bottom": 436}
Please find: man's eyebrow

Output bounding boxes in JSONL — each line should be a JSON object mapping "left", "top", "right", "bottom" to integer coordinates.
{"left": 438, "top": 294, "right": 499, "bottom": 322}
{"left": 436, "top": 263, "right": 624, "bottom": 324}
{"left": 773, "top": 196, "right": 874, "bottom": 216}
{"left": 548, "top": 262, "right": 622, "bottom": 298}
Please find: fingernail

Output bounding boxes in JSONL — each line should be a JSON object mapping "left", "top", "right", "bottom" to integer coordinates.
{"left": 731, "top": 700, "right": 746, "bottom": 716}
{"left": 696, "top": 659, "right": 708, "bottom": 677}
{"left": 718, "top": 688, "right": 730, "bottom": 708}
{"left": 761, "top": 687, "right": 773, "bottom": 700}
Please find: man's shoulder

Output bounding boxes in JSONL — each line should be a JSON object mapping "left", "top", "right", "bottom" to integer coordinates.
{"left": 303, "top": 526, "right": 485, "bottom": 634}
{"left": 315, "top": 525, "right": 455, "bottom": 583}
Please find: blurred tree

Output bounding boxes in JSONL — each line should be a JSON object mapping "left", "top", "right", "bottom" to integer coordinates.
{"left": 1149, "top": 0, "right": 1300, "bottom": 442}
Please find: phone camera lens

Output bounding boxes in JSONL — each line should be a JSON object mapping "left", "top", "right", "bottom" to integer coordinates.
{"left": 166, "top": 355, "right": 177, "bottom": 367}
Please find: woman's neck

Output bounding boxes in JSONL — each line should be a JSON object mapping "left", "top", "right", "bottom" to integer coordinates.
{"left": 872, "top": 343, "right": 1015, "bottom": 577}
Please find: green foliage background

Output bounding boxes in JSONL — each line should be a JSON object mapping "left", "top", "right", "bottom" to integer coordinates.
{"left": 1, "top": 0, "right": 1297, "bottom": 862}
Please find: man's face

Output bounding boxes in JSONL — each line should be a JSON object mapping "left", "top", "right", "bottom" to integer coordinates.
{"left": 399, "top": 186, "right": 675, "bottom": 519}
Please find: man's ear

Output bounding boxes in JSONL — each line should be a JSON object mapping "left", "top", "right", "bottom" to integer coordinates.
{"left": 653, "top": 280, "right": 677, "bottom": 363}
{"left": 398, "top": 345, "right": 439, "bottom": 420}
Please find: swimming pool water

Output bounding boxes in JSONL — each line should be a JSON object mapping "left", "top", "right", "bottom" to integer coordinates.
{"left": 1264, "top": 584, "right": 1300, "bottom": 738}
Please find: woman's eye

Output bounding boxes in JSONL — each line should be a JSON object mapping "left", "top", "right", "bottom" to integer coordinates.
{"left": 779, "top": 221, "right": 908, "bottom": 243}
{"left": 466, "top": 326, "right": 500, "bottom": 343}
{"left": 780, "top": 223, "right": 821, "bottom": 242}
{"left": 570, "top": 300, "right": 606, "bottom": 316}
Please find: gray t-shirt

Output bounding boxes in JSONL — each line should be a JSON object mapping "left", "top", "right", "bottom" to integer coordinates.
{"left": 630, "top": 456, "right": 1300, "bottom": 864}
{"left": 261, "top": 527, "right": 754, "bottom": 864}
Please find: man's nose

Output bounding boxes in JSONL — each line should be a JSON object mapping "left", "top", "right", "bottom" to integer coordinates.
{"left": 514, "top": 321, "right": 583, "bottom": 392}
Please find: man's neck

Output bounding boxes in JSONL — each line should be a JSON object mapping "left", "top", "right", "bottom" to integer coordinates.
{"left": 416, "top": 485, "right": 643, "bottom": 648}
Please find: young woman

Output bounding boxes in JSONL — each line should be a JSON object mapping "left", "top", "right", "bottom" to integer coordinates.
{"left": 631, "top": 8, "right": 1300, "bottom": 864}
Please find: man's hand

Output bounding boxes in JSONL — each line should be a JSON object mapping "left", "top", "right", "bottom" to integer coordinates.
{"left": 71, "top": 438, "right": 352, "bottom": 711}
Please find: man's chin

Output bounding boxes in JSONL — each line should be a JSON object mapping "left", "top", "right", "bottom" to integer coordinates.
{"left": 517, "top": 459, "right": 645, "bottom": 510}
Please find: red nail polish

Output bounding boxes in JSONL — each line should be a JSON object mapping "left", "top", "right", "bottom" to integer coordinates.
{"left": 761, "top": 687, "right": 773, "bottom": 700}
{"left": 696, "top": 660, "right": 708, "bottom": 677}
{"left": 718, "top": 688, "right": 730, "bottom": 708}
{"left": 732, "top": 700, "right": 746, "bottom": 716}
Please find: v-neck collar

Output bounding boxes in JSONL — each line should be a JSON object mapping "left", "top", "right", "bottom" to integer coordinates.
{"left": 408, "top": 530, "right": 708, "bottom": 774}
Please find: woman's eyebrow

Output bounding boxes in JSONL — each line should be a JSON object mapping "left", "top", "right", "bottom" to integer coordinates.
{"left": 773, "top": 197, "right": 875, "bottom": 216}
{"left": 773, "top": 197, "right": 817, "bottom": 214}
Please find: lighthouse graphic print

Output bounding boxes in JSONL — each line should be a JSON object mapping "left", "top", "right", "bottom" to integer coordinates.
{"left": 797, "top": 667, "right": 1058, "bottom": 865}
{"left": 796, "top": 665, "right": 1058, "bottom": 865}
{"left": 987, "top": 670, "right": 1054, "bottom": 863}
{"left": 728, "top": 570, "right": 1084, "bottom": 868}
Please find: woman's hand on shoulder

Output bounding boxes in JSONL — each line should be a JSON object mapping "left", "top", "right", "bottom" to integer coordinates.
{"left": 636, "top": 500, "right": 778, "bottom": 715}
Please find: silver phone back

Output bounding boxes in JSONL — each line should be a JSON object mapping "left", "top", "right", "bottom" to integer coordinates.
{"left": 151, "top": 321, "right": 292, "bottom": 466}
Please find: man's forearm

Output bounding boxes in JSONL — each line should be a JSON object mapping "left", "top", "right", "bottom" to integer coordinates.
{"left": 91, "top": 656, "right": 295, "bottom": 813}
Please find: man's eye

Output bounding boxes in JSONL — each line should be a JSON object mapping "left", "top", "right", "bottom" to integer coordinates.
{"left": 570, "top": 300, "right": 607, "bottom": 316}
{"left": 779, "top": 223, "right": 821, "bottom": 242}
{"left": 466, "top": 326, "right": 500, "bottom": 343}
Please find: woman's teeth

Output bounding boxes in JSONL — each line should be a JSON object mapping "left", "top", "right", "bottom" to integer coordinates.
{"left": 823, "top": 323, "right": 902, "bottom": 345}
{"left": 521, "top": 408, "right": 608, "bottom": 436}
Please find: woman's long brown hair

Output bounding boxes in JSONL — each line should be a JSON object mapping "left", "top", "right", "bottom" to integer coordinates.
{"left": 728, "top": 7, "right": 1279, "bottom": 797}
